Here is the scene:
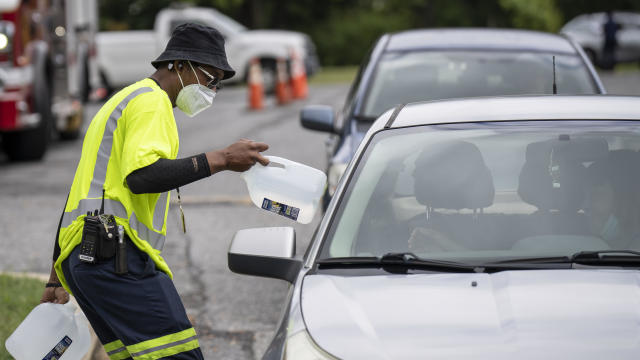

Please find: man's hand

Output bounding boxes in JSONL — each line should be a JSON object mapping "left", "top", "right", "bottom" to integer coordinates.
{"left": 42, "top": 265, "right": 69, "bottom": 304}
{"left": 40, "top": 286, "right": 70, "bottom": 304}
{"left": 206, "top": 139, "right": 269, "bottom": 174}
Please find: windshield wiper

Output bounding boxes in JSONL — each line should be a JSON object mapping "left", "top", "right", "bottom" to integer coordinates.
{"left": 571, "top": 250, "right": 640, "bottom": 265}
{"left": 490, "top": 256, "right": 571, "bottom": 264}
{"left": 318, "top": 252, "right": 587, "bottom": 273}
{"left": 317, "top": 252, "right": 479, "bottom": 272}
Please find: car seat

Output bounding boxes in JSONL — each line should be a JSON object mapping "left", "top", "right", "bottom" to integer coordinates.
{"left": 517, "top": 136, "right": 608, "bottom": 237}
{"left": 414, "top": 140, "right": 494, "bottom": 211}
{"left": 410, "top": 141, "right": 495, "bottom": 250}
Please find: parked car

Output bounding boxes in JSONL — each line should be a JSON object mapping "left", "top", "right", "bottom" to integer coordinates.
{"left": 561, "top": 12, "right": 640, "bottom": 69}
{"left": 96, "top": 5, "right": 319, "bottom": 92}
{"left": 231, "top": 95, "right": 640, "bottom": 359}
{"left": 0, "top": 0, "right": 100, "bottom": 161}
{"left": 300, "top": 28, "right": 606, "bottom": 208}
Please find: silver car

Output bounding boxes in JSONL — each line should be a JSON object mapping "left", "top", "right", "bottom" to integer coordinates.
{"left": 231, "top": 95, "right": 640, "bottom": 359}
{"left": 561, "top": 12, "right": 640, "bottom": 67}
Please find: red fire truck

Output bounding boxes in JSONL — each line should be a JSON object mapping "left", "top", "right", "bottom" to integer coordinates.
{"left": 0, "top": 0, "right": 98, "bottom": 161}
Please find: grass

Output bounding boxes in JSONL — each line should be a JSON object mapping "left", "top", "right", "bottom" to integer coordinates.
{"left": 309, "top": 66, "right": 359, "bottom": 84}
{"left": 0, "top": 273, "right": 44, "bottom": 360}
{"left": 614, "top": 62, "right": 640, "bottom": 73}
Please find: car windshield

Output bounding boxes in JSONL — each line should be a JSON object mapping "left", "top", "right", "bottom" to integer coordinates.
{"left": 361, "top": 51, "right": 598, "bottom": 118}
{"left": 320, "top": 121, "right": 640, "bottom": 264}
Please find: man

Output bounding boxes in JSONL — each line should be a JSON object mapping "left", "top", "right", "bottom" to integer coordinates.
{"left": 39, "top": 23, "right": 269, "bottom": 359}
{"left": 602, "top": 11, "right": 620, "bottom": 70}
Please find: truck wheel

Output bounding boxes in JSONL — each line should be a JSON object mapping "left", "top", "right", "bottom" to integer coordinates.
{"left": 2, "top": 55, "right": 53, "bottom": 161}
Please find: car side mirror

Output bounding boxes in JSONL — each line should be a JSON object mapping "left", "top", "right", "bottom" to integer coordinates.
{"left": 300, "top": 105, "right": 335, "bottom": 133}
{"left": 228, "top": 227, "right": 302, "bottom": 283}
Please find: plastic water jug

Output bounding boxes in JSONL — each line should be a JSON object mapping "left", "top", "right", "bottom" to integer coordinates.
{"left": 242, "top": 156, "right": 327, "bottom": 224}
{"left": 5, "top": 302, "right": 91, "bottom": 360}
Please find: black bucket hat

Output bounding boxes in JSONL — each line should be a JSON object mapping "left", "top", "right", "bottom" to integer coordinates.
{"left": 151, "top": 23, "right": 235, "bottom": 80}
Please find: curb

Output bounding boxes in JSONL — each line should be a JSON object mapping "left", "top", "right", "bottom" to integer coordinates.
{"left": 2, "top": 272, "right": 106, "bottom": 360}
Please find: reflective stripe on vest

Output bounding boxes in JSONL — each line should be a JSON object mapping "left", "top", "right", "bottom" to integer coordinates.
{"left": 61, "top": 86, "right": 168, "bottom": 251}
{"left": 60, "top": 198, "right": 167, "bottom": 251}
{"left": 89, "top": 87, "right": 152, "bottom": 197}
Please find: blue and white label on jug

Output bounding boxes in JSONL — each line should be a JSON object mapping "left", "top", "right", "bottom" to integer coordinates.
{"left": 262, "top": 198, "right": 299, "bottom": 221}
{"left": 43, "top": 335, "right": 72, "bottom": 360}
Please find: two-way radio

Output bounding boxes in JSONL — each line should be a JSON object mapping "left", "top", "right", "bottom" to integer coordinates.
{"left": 78, "top": 190, "right": 120, "bottom": 265}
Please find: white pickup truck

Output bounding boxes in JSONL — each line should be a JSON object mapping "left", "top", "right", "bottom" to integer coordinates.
{"left": 97, "top": 6, "right": 319, "bottom": 91}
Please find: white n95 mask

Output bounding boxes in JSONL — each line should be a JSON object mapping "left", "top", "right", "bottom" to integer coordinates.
{"left": 176, "top": 61, "right": 216, "bottom": 117}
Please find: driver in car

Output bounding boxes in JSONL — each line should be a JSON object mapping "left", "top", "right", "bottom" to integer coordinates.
{"left": 585, "top": 151, "right": 640, "bottom": 249}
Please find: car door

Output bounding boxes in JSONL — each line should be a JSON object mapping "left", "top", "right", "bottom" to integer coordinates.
{"left": 615, "top": 13, "right": 640, "bottom": 62}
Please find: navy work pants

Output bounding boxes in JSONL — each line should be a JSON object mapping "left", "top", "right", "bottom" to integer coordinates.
{"left": 62, "top": 239, "right": 204, "bottom": 360}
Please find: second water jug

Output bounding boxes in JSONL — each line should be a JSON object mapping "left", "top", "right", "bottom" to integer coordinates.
{"left": 5, "top": 302, "right": 91, "bottom": 360}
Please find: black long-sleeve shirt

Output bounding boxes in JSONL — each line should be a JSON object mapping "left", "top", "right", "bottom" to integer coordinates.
{"left": 52, "top": 154, "right": 210, "bottom": 261}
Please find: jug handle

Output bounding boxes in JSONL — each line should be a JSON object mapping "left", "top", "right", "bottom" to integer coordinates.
{"left": 266, "top": 161, "right": 285, "bottom": 169}
{"left": 64, "top": 301, "right": 77, "bottom": 312}
{"left": 241, "top": 158, "right": 285, "bottom": 180}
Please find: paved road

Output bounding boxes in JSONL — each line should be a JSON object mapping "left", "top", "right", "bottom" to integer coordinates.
{"left": 0, "top": 83, "right": 348, "bottom": 359}
{"left": 1, "top": 70, "right": 639, "bottom": 359}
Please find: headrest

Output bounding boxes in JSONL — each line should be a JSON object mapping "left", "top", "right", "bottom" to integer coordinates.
{"left": 413, "top": 141, "right": 494, "bottom": 209}
{"left": 518, "top": 137, "right": 608, "bottom": 211}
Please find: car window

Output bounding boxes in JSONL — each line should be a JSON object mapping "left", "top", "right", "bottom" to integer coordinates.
{"left": 565, "top": 20, "right": 599, "bottom": 33}
{"left": 619, "top": 16, "right": 640, "bottom": 29}
{"left": 361, "top": 51, "right": 598, "bottom": 118}
{"left": 320, "top": 121, "right": 640, "bottom": 263}
{"left": 342, "top": 44, "right": 375, "bottom": 117}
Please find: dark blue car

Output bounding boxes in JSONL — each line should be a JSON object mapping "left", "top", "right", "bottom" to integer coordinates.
{"left": 300, "top": 28, "right": 606, "bottom": 209}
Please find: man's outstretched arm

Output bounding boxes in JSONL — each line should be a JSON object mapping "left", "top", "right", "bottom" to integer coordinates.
{"left": 127, "top": 139, "right": 269, "bottom": 194}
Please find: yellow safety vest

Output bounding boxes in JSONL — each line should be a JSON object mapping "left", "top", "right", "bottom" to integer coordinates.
{"left": 54, "top": 78, "right": 179, "bottom": 293}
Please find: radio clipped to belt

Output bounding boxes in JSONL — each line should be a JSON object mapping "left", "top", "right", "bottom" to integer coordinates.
{"left": 79, "top": 190, "right": 128, "bottom": 274}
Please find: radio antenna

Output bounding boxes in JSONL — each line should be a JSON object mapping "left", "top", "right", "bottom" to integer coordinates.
{"left": 552, "top": 56, "right": 557, "bottom": 95}
{"left": 100, "top": 189, "right": 105, "bottom": 215}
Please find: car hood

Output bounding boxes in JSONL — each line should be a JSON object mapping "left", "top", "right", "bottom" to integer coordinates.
{"left": 301, "top": 270, "right": 640, "bottom": 359}
{"left": 236, "top": 29, "right": 306, "bottom": 47}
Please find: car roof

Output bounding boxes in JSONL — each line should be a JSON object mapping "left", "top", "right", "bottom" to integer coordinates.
{"left": 374, "top": 95, "right": 640, "bottom": 130}
{"left": 385, "top": 28, "right": 577, "bottom": 55}
{"left": 569, "top": 12, "right": 640, "bottom": 22}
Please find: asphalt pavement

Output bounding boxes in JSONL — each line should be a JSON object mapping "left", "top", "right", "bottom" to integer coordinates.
{"left": 0, "top": 83, "right": 348, "bottom": 359}
{"left": 1, "top": 71, "right": 639, "bottom": 359}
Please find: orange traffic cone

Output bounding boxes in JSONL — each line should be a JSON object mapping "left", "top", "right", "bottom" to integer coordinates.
{"left": 248, "top": 58, "right": 264, "bottom": 110}
{"left": 275, "top": 57, "right": 291, "bottom": 105}
{"left": 289, "top": 49, "right": 308, "bottom": 99}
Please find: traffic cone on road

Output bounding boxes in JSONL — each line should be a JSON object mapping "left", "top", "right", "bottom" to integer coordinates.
{"left": 248, "top": 58, "right": 264, "bottom": 110}
{"left": 275, "top": 57, "right": 291, "bottom": 105}
{"left": 289, "top": 49, "right": 308, "bottom": 99}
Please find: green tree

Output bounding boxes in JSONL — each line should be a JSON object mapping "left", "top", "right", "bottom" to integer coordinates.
{"left": 499, "top": 0, "right": 563, "bottom": 31}
{"left": 98, "top": 0, "right": 640, "bottom": 65}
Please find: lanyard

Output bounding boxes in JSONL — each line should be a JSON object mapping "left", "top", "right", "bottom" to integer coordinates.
{"left": 177, "top": 187, "right": 186, "bottom": 233}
